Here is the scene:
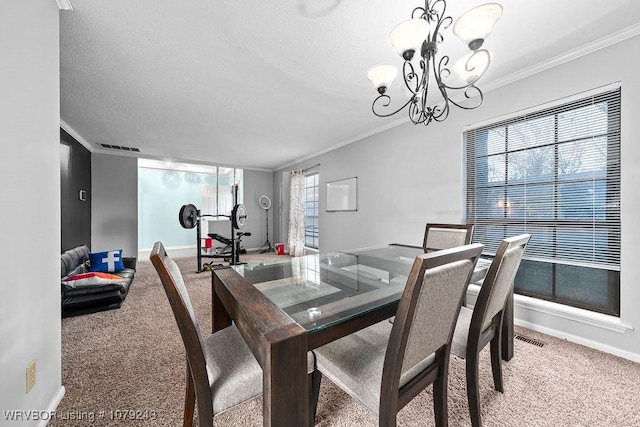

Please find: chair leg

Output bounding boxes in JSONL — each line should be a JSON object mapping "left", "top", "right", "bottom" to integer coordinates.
{"left": 433, "top": 363, "right": 449, "bottom": 427}
{"left": 466, "top": 351, "right": 482, "bottom": 427}
{"left": 309, "top": 370, "right": 322, "bottom": 426}
{"left": 490, "top": 332, "right": 504, "bottom": 393}
{"left": 195, "top": 394, "right": 213, "bottom": 427}
{"left": 379, "top": 410, "right": 398, "bottom": 427}
{"left": 184, "top": 363, "right": 195, "bottom": 427}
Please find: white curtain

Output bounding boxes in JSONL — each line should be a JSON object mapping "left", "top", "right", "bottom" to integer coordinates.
{"left": 288, "top": 170, "right": 305, "bottom": 257}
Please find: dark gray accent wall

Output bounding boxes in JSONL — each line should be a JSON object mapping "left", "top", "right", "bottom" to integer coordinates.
{"left": 92, "top": 154, "right": 138, "bottom": 257}
{"left": 60, "top": 128, "right": 91, "bottom": 252}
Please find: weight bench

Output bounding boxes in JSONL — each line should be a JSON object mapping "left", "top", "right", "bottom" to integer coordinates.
{"left": 205, "top": 231, "right": 251, "bottom": 263}
{"left": 208, "top": 233, "right": 233, "bottom": 252}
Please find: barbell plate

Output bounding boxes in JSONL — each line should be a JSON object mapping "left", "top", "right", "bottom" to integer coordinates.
{"left": 179, "top": 204, "right": 198, "bottom": 229}
{"left": 231, "top": 204, "right": 247, "bottom": 229}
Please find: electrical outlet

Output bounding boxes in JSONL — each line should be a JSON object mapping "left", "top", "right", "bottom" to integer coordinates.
{"left": 26, "top": 360, "right": 36, "bottom": 393}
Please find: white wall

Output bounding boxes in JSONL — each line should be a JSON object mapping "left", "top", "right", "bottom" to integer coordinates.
{"left": 92, "top": 154, "right": 138, "bottom": 257}
{"left": 274, "top": 34, "right": 640, "bottom": 361}
{"left": 0, "top": 1, "right": 64, "bottom": 425}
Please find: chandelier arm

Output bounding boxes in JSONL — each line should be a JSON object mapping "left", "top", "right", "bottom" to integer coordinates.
{"left": 420, "top": 58, "right": 429, "bottom": 98}
{"left": 432, "top": 16, "right": 452, "bottom": 44}
{"left": 443, "top": 82, "right": 476, "bottom": 91}
{"left": 418, "top": 57, "right": 430, "bottom": 115}
{"left": 436, "top": 55, "right": 451, "bottom": 80}
{"left": 436, "top": 49, "right": 485, "bottom": 111}
{"left": 445, "top": 48, "right": 493, "bottom": 90}
{"left": 412, "top": 5, "right": 427, "bottom": 19}
{"left": 408, "top": 100, "right": 423, "bottom": 124}
{"left": 372, "top": 94, "right": 415, "bottom": 118}
{"left": 427, "top": 0, "right": 450, "bottom": 43}
{"left": 431, "top": 102, "right": 450, "bottom": 122}
{"left": 432, "top": 100, "right": 451, "bottom": 121}
{"left": 472, "top": 48, "right": 492, "bottom": 77}
{"left": 410, "top": 58, "right": 428, "bottom": 126}
{"left": 430, "top": 55, "right": 451, "bottom": 122}
{"left": 447, "top": 86, "right": 485, "bottom": 110}
{"left": 421, "top": 107, "right": 434, "bottom": 125}
{"left": 402, "top": 61, "right": 420, "bottom": 94}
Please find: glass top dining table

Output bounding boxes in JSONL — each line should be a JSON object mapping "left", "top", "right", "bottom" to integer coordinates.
{"left": 230, "top": 243, "right": 492, "bottom": 333}
{"left": 213, "top": 243, "right": 504, "bottom": 426}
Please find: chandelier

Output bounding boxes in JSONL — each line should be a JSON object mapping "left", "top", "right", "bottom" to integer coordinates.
{"left": 367, "top": 1, "right": 503, "bottom": 125}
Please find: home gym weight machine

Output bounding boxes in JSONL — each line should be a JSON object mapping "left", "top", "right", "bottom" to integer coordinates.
{"left": 178, "top": 203, "right": 250, "bottom": 272}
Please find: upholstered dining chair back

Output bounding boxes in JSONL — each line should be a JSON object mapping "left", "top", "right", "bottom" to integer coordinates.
{"left": 423, "top": 223, "right": 474, "bottom": 252}
{"left": 477, "top": 234, "right": 530, "bottom": 331}
{"left": 312, "top": 243, "right": 483, "bottom": 426}
{"left": 150, "top": 241, "right": 262, "bottom": 426}
{"left": 389, "top": 243, "right": 483, "bottom": 387}
{"left": 150, "top": 242, "right": 207, "bottom": 376}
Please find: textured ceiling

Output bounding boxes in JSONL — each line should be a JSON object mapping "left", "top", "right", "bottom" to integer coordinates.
{"left": 60, "top": 0, "right": 640, "bottom": 170}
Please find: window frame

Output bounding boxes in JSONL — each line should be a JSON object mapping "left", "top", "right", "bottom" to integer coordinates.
{"left": 464, "top": 86, "right": 621, "bottom": 316}
{"left": 304, "top": 170, "right": 319, "bottom": 249}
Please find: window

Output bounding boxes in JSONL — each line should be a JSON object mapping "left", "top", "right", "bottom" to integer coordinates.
{"left": 204, "top": 167, "right": 243, "bottom": 217}
{"left": 465, "top": 86, "right": 621, "bottom": 315}
{"left": 304, "top": 171, "right": 319, "bottom": 249}
{"left": 137, "top": 159, "right": 243, "bottom": 250}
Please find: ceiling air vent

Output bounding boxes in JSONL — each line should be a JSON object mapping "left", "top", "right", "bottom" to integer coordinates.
{"left": 100, "top": 143, "right": 140, "bottom": 153}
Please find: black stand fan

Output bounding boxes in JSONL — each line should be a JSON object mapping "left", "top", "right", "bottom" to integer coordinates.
{"left": 258, "top": 195, "right": 274, "bottom": 253}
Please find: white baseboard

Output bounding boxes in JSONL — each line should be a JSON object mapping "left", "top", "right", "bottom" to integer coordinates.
{"left": 465, "top": 284, "right": 640, "bottom": 363}
{"left": 138, "top": 245, "right": 196, "bottom": 260}
{"left": 515, "top": 319, "right": 640, "bottom": 363}
{"left": 513, "top": 292, "right": 632, "bottom": 334}
{"left": 38, "top": 386, "right": 65, "bottom": 427}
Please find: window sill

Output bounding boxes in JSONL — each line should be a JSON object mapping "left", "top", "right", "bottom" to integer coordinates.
{"left": 467, "top": 283, "right": 633, "bottom": 334}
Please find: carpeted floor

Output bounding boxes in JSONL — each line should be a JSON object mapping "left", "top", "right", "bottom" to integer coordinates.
{"left": 49, "top": 251, "right": 640, "bottom": 426}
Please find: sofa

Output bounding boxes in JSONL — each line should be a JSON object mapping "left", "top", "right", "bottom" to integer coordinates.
{"left": 61, "top": 245, "right": 136, "bottom": 318}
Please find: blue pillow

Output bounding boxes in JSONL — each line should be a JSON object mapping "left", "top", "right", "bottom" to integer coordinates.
{"left": 89, "top": 249, "right": 124, "bottom": 273}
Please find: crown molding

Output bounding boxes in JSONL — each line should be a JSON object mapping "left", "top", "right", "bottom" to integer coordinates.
{"left": 276, "top": 23, "right": 640, "bottom": 171}
{"left": 60, "top": 120, "right": 95, "bottom": 152}
{"left": 275, "top": 116, "right": 408, "bottom": 171}
{"left": 482, "top": 22, "right": 640, "bottom": 93}
{"left": 59, "top": 120, "right": 272, "bottom": 172}
{"left": 55, "top": 0, "right": 73, "bottom": 11}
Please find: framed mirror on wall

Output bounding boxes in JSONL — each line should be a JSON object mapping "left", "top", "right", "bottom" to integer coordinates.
{"left": 326, "top": 177, "right": 357, "bottom": 212}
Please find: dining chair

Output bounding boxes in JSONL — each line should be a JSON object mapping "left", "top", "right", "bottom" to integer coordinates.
{"left": 150, "top": 241, "right": 264, "bottom": 426}
{"left": 151, "top": 241, "right": 321, "bottom": 426}
{"left": 313, "top": 243, "right": 484, "bottom": 427}
{"left": 423, "top": 223, "right": 475, "bottom": 252}
{"left": 451, "top": 234, "right": 530, "bottom": 427}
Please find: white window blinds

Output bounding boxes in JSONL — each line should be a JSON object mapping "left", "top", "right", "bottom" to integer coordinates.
{"left": 465, "top": 86, "right": 621, "bottom": 270}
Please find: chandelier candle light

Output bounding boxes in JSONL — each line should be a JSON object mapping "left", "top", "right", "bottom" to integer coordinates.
{"left": 367, "top": 1, "right": 503, "bottom": 125}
